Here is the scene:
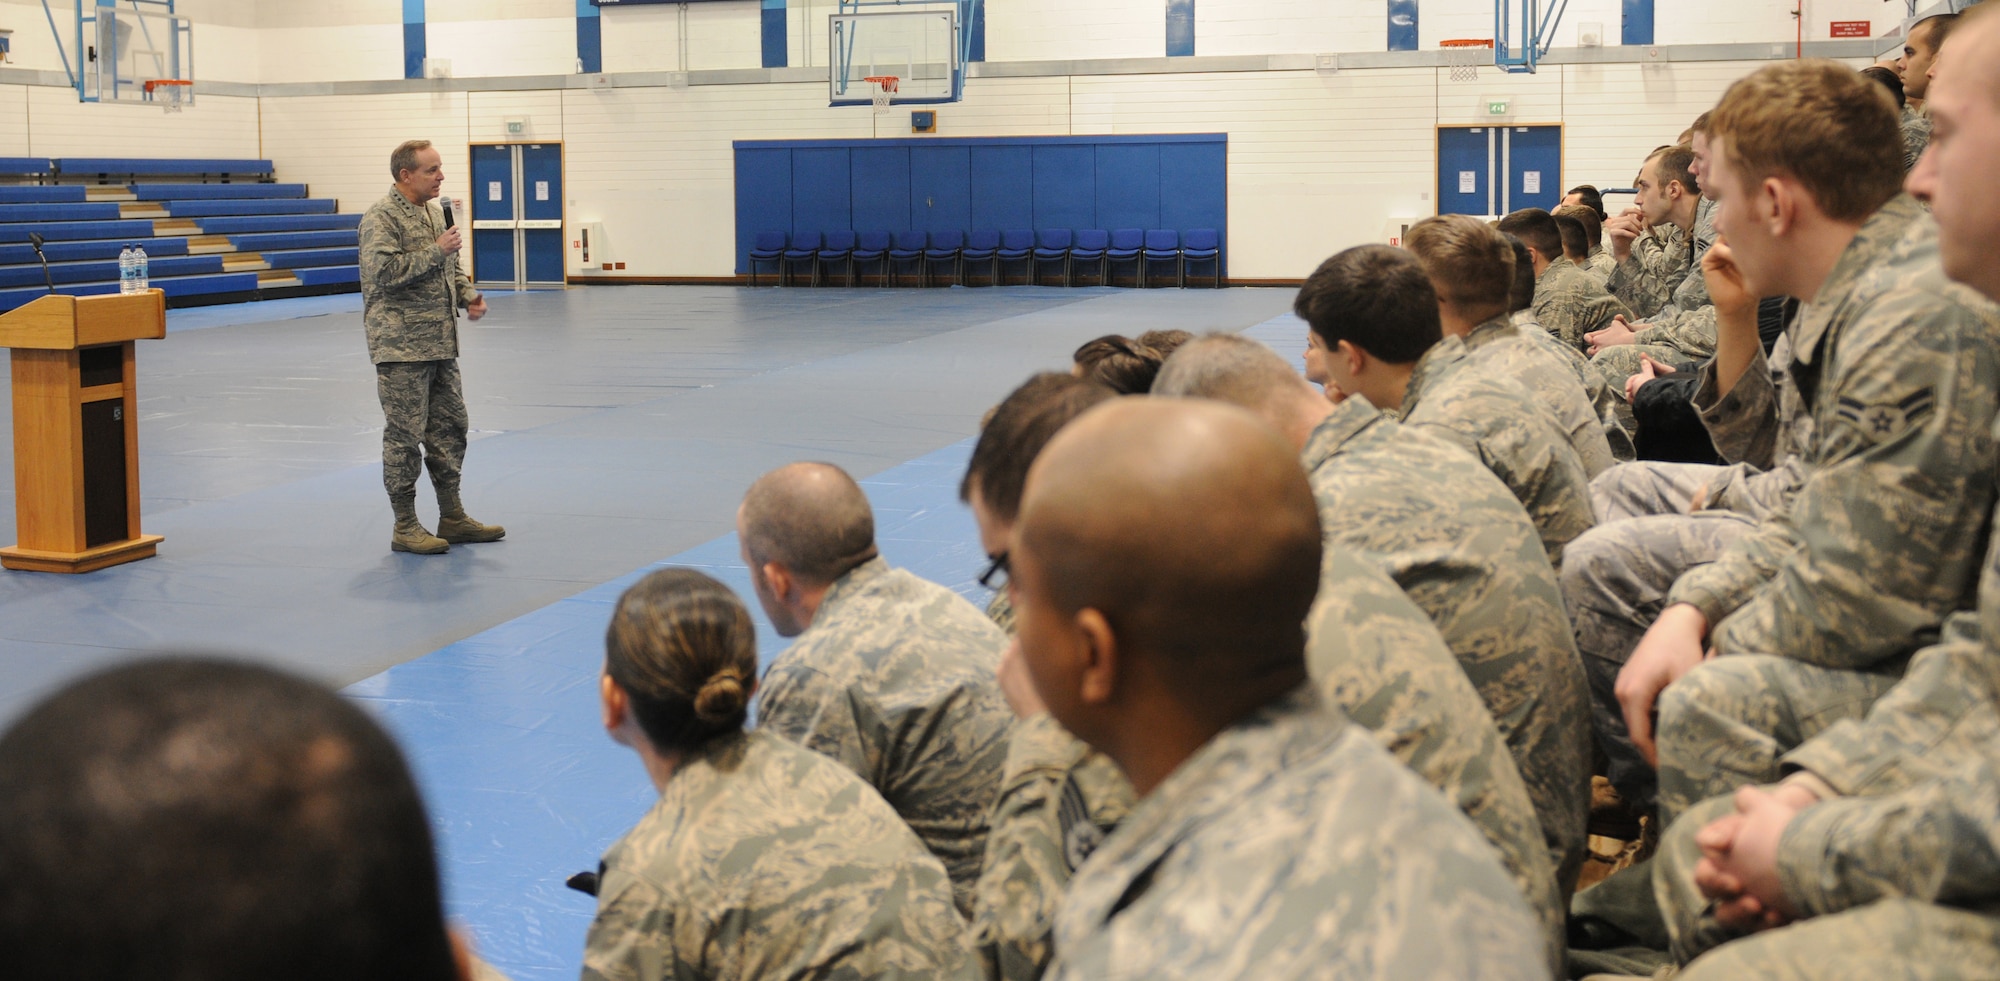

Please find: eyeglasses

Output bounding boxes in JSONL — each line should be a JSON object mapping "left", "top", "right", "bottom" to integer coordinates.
{"left": 978, "top": 551, "right": 1010, "bottom": 590}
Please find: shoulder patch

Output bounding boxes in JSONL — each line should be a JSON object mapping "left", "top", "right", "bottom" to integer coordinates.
{"left": 1834, "top": 387, "right": 1935, "bottom": 443}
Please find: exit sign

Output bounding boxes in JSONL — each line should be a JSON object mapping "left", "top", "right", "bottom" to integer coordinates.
{"left": 1830, "top": 21, "right": 1870, "bottom": 37}
{"left": 1487, "top": 99, "right": 1511, "bottom": 115}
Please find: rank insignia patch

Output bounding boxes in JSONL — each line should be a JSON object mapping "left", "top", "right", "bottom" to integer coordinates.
{"left": 1835, "top": 387, "right": 1935, "bottom": 443}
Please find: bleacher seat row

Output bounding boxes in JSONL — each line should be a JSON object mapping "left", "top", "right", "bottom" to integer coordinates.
{"left": 747, "top": 228, "right": 1223, "bottom": 289}
{"left": 0, "top": 158, "right": 360, "bottom": 313}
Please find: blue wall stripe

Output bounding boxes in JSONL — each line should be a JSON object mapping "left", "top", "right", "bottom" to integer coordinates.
{"left": 967, "top": 0, "right": 986, "bottom": 62}
{"left": 403, "top": 0, "right": 426, "bottom": 80}
{"left": 761, "top": 0, "right": 787, "bottom": 69}
{"left": 1387, "top": 0, "right": 1419, "bottom": 51}
{"left": 576, "top": 0, "right": 602, "bottom": 73}
{"left": 1621, "top": 0, "right": 1655, "bottom": 45}
{"left": 1165, "top": 0, "right": 1195, "bottom": 56}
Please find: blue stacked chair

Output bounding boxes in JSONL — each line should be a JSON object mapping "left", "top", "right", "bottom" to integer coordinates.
{"left": 1105, "top": 228, "right": 1145, "bottom": 287}
{"left": 961, "top": 230, "right": 1002, "bottom": 286}
{"left": 746, "top": 231, "right": 787, "bottom": 287}
{"left": 887, "top": 230, "right": 928, "bottom": 287}
{"left": 1142, "top": 229, "right": 1182, "bottom": 288}
{"left": 1070, "top": 229, "right": 1110, "bottom": 287}
{"left": 997, "top": 229, "right": 1035, "bottom": 285}
{"left": 782, "top": 231, "right": 823, "bottom": 286}
{"left": 818, "top": 231, "right": 858, "bottom": 286}
{"left": 923, "top": 230, "right": 964, "bottom": 286}
{"left": 852, "top": 231, "right": 892, "bottom": 286}
{"left": 1182, "top": 228, "right": 1221, "bottom": 288}
{"left": 1032, "top": 229, "right": 1073, "bottom": 286}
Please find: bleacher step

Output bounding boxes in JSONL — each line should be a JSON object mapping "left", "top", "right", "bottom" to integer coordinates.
{"left": 154, "top": 219, "right": 200, "bottom": 235}
{"left": 119, "top": 202, "right": 169, "bottom": 219}
{"left": 186, "top": 235, "right": 235, "bottom": 254}
{"left": 256, "top": 270, "right": 301, "bottom": 287}
{"left": 222, "top": 253, "right": 269, "bottom": 272}
{"left": 84, "top": 186, "right": 135, "bottom": 202}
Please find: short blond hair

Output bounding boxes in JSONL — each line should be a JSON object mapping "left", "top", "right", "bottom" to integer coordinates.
{"left": 390, "top": 140, "right": 433, "bottom": 182}
{"left": 1404, "top": 214, "right": 1516, "bottom": 319}
{"left": 1706, "top": 61, "right": 1902, "bottom": 222}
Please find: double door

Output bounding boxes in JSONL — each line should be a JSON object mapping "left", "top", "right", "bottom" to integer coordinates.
{"left": 1437, "top": 125, "right": 1562, "bottom": 217}
{"left": 470, "top": 143, "right": 565, "bottom": 288}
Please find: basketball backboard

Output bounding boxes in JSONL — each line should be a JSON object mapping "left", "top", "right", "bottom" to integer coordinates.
{"left": 829, "top": 8, "right": 959, "bottom": 106}
{"left": 85, "top": 5, "right": 194, "bottom": 105}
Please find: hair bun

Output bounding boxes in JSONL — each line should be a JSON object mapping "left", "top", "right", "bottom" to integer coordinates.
{"left": 692, "top": 670, "right": 747, "bottom": 724}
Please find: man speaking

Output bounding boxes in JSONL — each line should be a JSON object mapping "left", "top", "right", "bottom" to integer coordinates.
{"left": 358, "top": 140, "right": 503, "bottom": 555}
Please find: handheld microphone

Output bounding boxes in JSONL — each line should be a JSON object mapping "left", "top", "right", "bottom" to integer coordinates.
{"left": 27, "top": 232, "right": 53, "bottom": 295}
{"left": 441, "top": 197, "right": 455, "bottom": 230}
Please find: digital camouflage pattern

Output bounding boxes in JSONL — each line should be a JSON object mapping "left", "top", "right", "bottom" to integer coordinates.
{"left": 756, "top": 557, "right": 1014, "bottom": 916}
{"left": 1462, "top": 313, "right": 1619, "bottom": 476}
{"left": 1306, "top": 548, "right": 1567, "bottom": 974}
{"left": 1396, "top": 334, "right": 1597, "bottom": 567}
{"left": 1608, "top": 219, "right": 1692, "bottom": 322}
{"left": 1902, "top": 103, "right": 1933, "bottom": 172}
{"left": 972, "top": 547, "right": 1570, "bottom": 979}
{"left": 581, "top": 731, "right": 981, "bottom": 981}
{"left": 1585, "top": 244, "right": 1616, "bottom": 284}
{"left": 971, "top": 712, "right": 1135, "bottom": 981}
{"left": 1532, "top": 255, "right": 1632, "bottom": 353}
{"left": 1508, "top": 310, "right": 1637, "bottom": 463}
{"left": 358, "top": 188, "right": 479, "bottom": 365}
{"left": 1654, "top": 197, "right": 2000, "bottom": 826}
{"left": 1665, "top": 198, "right": 2000, "bottom": 669}
{"left": 1594, "top": 199, "right": 1720, "bottom": 380}
{"left": 1303, "top": 397, "right": 1590, "bottom": 900}
{"left": 375, "top": 360, "right": 468, "bottom": 503}
{"left": 1043, "top": 685, "right": 1547, "bottom": 981}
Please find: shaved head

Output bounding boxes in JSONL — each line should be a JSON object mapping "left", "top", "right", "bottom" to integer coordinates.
{"left": 1016, "top": 398, "right": 1321, "bottom": 701}
{"left": 1153, "top": 334, "right": 1325, "bottom": 446}
{"left": 738, "top": 462, "right": 878, "bottom": 586}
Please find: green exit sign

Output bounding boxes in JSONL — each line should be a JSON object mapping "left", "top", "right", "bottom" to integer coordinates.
{"left": 1486, "top": 100, "right": 1511, "bottom": 115}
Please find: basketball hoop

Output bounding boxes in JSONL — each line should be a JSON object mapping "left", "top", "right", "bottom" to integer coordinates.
{"left": 863, "top": 75, "right": 898, "bottom": 113}
{"left": 1440, "top": 39, "right": 1493, "bottom": 83}
{"left": 144, "top": 79, "right": 192, "bottom": 113}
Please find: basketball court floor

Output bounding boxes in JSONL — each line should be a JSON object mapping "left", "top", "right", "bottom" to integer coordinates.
{"left": 0, "top": 283, "right": 1299, "bottom": 979}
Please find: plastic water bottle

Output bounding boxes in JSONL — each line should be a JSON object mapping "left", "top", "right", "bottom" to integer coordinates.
{"left": 132, "top": 244, "right": 149, "bottom": 292}
{"left": 119, "top": 245, "right": 136, "bottom": 294}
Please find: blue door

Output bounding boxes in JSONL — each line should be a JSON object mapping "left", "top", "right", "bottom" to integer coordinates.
{"left": 1438, "top": 127, "right": 1495, "bottom": 217}
{"left": 470, "top": 144, "right": 516, "bottom": 286}
{"left": 1507, "top": 126, "right": 1563, "bottom": 213}
{"left": 520, "top": 144, "right": 565, "bottom": 285}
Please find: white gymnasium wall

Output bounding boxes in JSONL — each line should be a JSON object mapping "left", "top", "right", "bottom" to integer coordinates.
{"left": 258, "top": 91, "right": 471, "bottom": 216}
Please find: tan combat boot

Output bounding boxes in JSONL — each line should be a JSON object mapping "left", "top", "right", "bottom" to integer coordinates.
{"left": 436, "top": 488, "right": 505, "bottom": 544}
{"left": 391, "top": 514, "right": 449, "bottom": 554}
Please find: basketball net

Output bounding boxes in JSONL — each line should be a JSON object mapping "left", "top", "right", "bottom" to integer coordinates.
{"left": 864, "top": 75, "right": 898, "bottom": 114}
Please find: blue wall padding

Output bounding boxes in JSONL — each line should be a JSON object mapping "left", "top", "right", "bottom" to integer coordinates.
{"left": 403, "top": 0, "right": 427, "bottom": 80}
{"left": 1166, "top": 0, "right": 1195, "bottom": 56}
{"left": 733, "top": 135, "right": 1228, "bottom": 275}
{"left": 761, "top": 0, "right": 787, "bottom": 68}
{"left": 910, "top": 146, "right": 972, "bottom": 233}
{"left": 1621, "top": 0, "right": 1655, "bottom": 45}
{"left": 576, "top": 0, "right": 602, "bottom": 74}
{"left": 1388, "top": 0, "right": 1419, "bottom": 51}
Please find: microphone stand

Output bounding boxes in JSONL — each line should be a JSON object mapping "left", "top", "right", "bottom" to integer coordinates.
{"left": 28, "top": 232, "right": 54, "bottom": 294}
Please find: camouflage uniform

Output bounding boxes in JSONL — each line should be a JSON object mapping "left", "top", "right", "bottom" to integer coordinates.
{"left": 1902, "top": 103, "right": 1933, "bottom": 172}
{"left": 974, "top": 548, "right": 1568, "bottom": 978}
{"left": 1586, "top": 245, "right": 1616, "bottom": 284}
{"left": 1043, "top": 685, "right": 1548, "bottom": 981}
{"left": 1608, "top": 219, "right": 1693, "bottom": 322}
{"left": 359, "top": 188, "right": 481, "bottom": 509}
{"left": 1508, "top": 309, "right": 1637, "bottom": 463}
{"left": 1463, "top": 313, "right": 1619, "bottom": 476}
{"left": 1396, "top": 334, "right": 1598, "bottom": 567}
{"left": 1653, "top": 197, "right": 2000, "bottom": 826}
{"left": 1562, "top": 332, "right": 1809, "bottom": 807}
{"left": 1532, "top": 255, "right": 1633, "bottom": 354}
{"left": 582, "top": 730, "right": 981, "bottom": 981}
{"left": 1304, "top": 396, "right": 1591, "bottom": 902}
{"left": 757, "top": 557, "right": 1014, "bottom": 916}
{"left": 1595, "top": 199, "right": 1719, "bottom": 381}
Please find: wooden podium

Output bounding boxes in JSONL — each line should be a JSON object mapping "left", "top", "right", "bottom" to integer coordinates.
{"left": 0, "top": 291, "right": 165, "bottom": 573}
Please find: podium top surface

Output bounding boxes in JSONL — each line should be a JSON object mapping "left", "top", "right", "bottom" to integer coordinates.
{"left": 0, "top": 291, "right": 167, "bottom": 350}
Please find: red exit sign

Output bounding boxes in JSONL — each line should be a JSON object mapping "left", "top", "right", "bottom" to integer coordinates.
{"left": 1830, "top": 21, "right": 1871, "bottom": 37}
